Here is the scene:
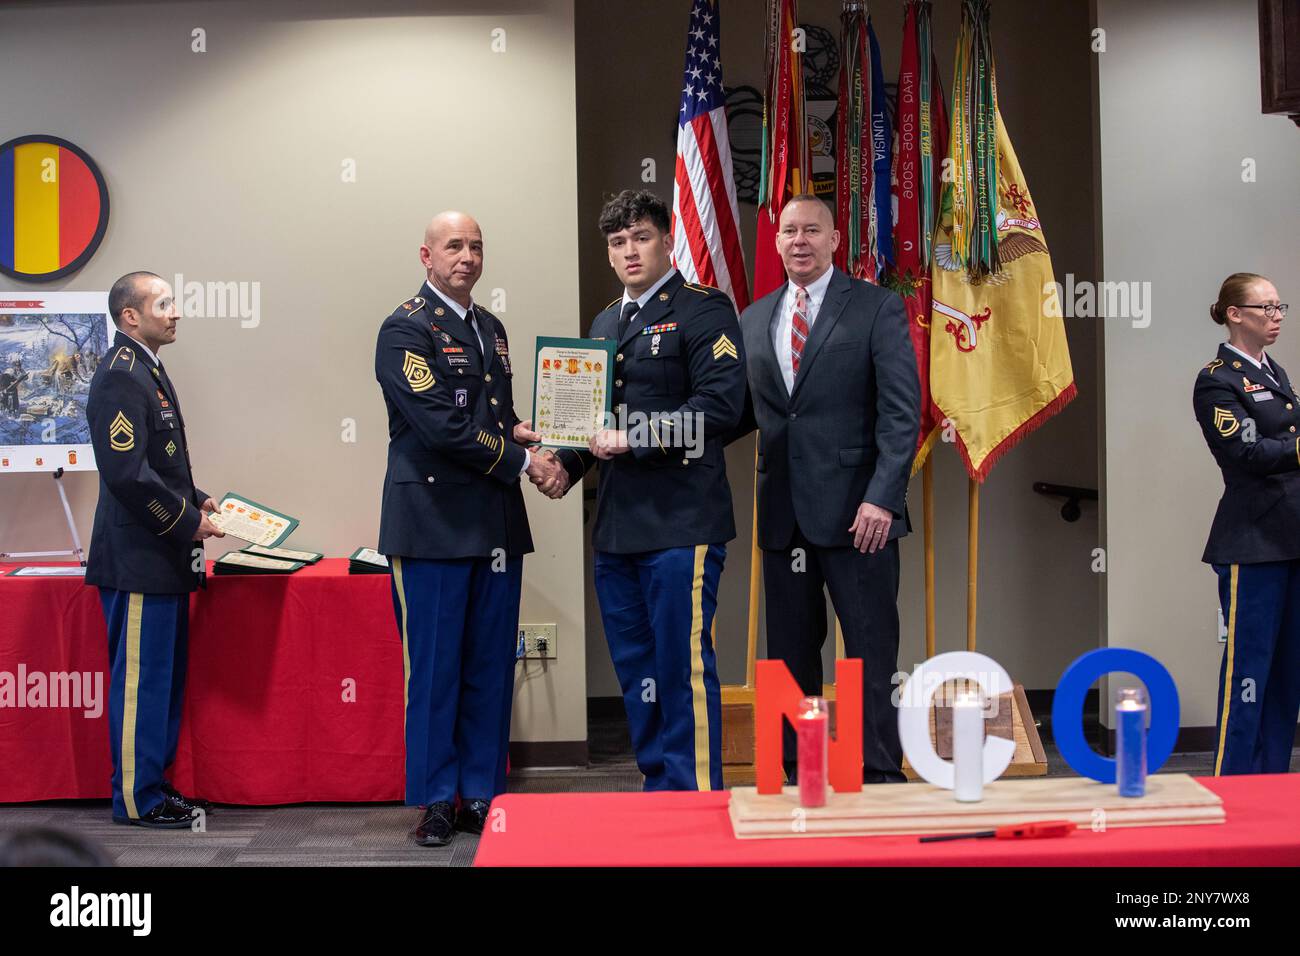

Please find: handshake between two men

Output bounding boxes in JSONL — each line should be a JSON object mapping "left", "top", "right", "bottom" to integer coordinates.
{"left": 514, "top": 419, "right": 631, "bottom": 500}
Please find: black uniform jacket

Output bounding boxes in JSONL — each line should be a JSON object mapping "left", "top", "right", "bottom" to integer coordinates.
{"left": 1194, "top": 341, "right": 1300, "bottom": 565}
{"left": 557, "top": 271, "right": 747, "bottom": 554}
{"left": 86, "top": 331, "right": 209, "bottom": 594}
{"left": 376, "top": 287, "right": 533, "bottom": 560}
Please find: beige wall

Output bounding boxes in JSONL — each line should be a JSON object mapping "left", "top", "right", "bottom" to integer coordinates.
{"left": 575, "top": 0, "right": 1101, "bottom": 697}
{"left": 1098, "top": 0, "right": 1300, "bottom": 729}
{"left": 0, "top": 0, "right": 586, "bottom": 745}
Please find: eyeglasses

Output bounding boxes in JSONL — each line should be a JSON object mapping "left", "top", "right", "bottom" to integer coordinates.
{"left": 1237, "top": 303, "right": 1289, "bottom": 318}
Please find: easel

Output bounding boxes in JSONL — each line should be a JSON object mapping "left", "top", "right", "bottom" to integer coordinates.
{"left": 0, "top": 468, "right": 86, "bottom": 565}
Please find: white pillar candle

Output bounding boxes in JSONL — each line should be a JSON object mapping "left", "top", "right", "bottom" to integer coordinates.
{"left": 953, "top": 690, "right": 984, "bottom": 802}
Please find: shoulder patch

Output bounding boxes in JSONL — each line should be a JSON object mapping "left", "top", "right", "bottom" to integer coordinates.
{"left": 1203, "top": 358, "right": 1223, "bottom": 375}
{"left": 398, "top": 296, "right": 426, "bottom": 316}
{"left": 712, "top": 333, "right": 738, "bottom": 361}
{"left": 402, "top": 351, "right": 435, "bottom": 393}
{"left": 1213, "top": 407, "right": 1240, "bottom": 437}
{"left": 683, "top": 281, "right": 720, "bottom": 295}
{"left": 108, "top": 410, "right": 135, "bottom": 451}
{"left": 108, "top": 346, "right": 136, "bottom": 372}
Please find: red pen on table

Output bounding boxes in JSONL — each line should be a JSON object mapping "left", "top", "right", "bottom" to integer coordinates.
{"left": 919, "top": 820, "right": 1077, "bottom": 843}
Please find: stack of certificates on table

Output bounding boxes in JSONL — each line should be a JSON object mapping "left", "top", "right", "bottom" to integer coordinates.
{"left": 348, "top": 547, "right": 389, "bottom": 575}
{"left": 213, "top": 544, "right": 323, "bottom": 576}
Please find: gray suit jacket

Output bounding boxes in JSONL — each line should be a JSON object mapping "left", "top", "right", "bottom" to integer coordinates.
{"left": 735, "top": 266, "right": 920, "bottom": 550}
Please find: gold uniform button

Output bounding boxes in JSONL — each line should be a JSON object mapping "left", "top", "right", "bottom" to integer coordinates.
{"left": 498, "top": 420, "right": 504, "bottom": 429}
{"left": 426, "top": 476, "right": 435, "bottom": 484}
{"left": 1287, "top": 403, "right": 1293, "bottom": 410}
{"left": 616, "top": 353, "right": 624, "bottom": 362}
{"left": 490, "top": 397, "right": 499, "bottom": 406}
{"left": 682, "top": 457, "right": 689, "bottom": 466}
{"left": 457, "top": 369, "right": 464, "bottom": 375}
{"left": 615, "top": 379, "right": 623, "bottom": 387}
{"left": 1291, "top": 426, "right": 1297, "bottom": 433}
{"left": 485, "top": 373, "right": 492, "bottom": 382}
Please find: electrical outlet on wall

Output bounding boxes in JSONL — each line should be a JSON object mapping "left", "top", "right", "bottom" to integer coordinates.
{"left": 519, "top": 624, "right": 557, "bottom": 660}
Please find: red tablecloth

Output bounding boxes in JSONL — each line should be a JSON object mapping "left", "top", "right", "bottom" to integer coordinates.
{"left": 473, "top": 775, "right": 1300, "bottom": 866}
{"left": 0, "top": 560, "right": 406, "bottom": 804}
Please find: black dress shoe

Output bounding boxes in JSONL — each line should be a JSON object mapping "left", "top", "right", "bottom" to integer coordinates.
{"left": 455, "top": 798, "right": 491, "bottom": 834}
{"left": 163, "top": 781, "right": 214, "bottom": 814}
{"left": 112, "top": 796, "right": 196, "bottom": 829}
{"left": 414, "top": 802, "right": 455, "bottom": 846}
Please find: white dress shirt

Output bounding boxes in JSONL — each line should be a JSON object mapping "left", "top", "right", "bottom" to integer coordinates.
{"left": 772, "top": 265, "right": 834, "bottom": 393}
{"left": 1224, "top": 342, "right": 1280, "bottom": 387}
{"left": 620, "top": 267, "right": 678, "bottom": 315}
{"left": 122, "top": 332, "right": 160, "bottom": 367}
{"left": 424, "top": 280, "right": 483, "bottom": 352}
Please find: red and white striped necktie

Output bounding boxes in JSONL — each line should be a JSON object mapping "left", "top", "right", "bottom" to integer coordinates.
{"left": 791, "top": 285, "right": 810, "bottom": 375}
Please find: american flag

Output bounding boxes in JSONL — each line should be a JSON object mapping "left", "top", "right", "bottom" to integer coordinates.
{"left": 672, "top": 0, "right": 750, "bottom": 312}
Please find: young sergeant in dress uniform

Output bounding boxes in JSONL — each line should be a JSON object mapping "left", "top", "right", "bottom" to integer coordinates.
{"left": 86, "top": 272, "right": 222, "bottom": 828}
{"left": 540, "top": 190, "right": 747, "bottom": 791}
{"left": 1194, "top": 272, "right": 1299, "bottom": 775}
{"left": 376, "top": 211, "right": 566, "bottom": 846}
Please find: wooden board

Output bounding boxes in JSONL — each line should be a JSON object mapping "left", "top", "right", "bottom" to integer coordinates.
{"left": 728, "top": 773, "right": 1225, "bottom": 839}
{"left": 721, "top": 681, "right": 1048, "bottom": 787}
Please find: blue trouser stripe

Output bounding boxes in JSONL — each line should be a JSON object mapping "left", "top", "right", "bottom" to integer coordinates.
{"left": 389, "top": 555, "right": 522, "bottom": 805}
{"left": 1212, "top": 561, "right": 1300, "bottom": 774}
{"left": 594, "top": 544, "right": 724, "bottom": 791}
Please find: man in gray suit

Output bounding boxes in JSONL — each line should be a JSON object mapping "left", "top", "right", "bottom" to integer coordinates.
{"left": 735, "top": 194, "right": 920, "bottom": 783}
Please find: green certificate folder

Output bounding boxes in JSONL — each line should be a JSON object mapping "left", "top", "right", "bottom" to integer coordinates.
{"left": 207, "top": 493, "right": 299, "bottom": 549}
{"left": 532, "top": 336, "right": 615, "bottom": 450}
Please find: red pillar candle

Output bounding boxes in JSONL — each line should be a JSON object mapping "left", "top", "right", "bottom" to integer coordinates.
{"left": 797, "top": 696, "right": 829, "bottom": 807}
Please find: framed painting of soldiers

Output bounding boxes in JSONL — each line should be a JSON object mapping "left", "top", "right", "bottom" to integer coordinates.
{"left": 0, "top": 291, "right": 110, "bottom": 473}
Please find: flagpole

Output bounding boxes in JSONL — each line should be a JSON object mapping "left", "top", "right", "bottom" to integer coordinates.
{"left": 924, "top": 458, "right": 936, "bottom": 659}
{"left": 746, "top": 451, "right": 761, "bottom": 687}
{"left": 966, "top": 477, "right": 978, "bottom": 652}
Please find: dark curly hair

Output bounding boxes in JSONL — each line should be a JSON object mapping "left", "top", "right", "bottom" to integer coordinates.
{"left": 598, "top": 189, "right": 671, "bottom": 237}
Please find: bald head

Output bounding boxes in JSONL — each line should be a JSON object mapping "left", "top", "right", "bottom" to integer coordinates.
{"left": 420, "top": 210, "right": 484, "bottom": 307}
{"left": 423, "top": 210, "right": 481, "bottom": 247}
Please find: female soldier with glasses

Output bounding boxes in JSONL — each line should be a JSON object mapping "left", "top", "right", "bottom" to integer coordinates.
{"left": 1193, "top": 272, "right": 1297, "bottom": 774}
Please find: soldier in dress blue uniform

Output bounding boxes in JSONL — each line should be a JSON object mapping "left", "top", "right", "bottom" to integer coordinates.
{"left": 539, "top": 190, "right": 746, "bottom": 791}
{"left": 86, "top": 272, "right": 222, "bottom": 828}
{"left": 376, "top": 211, "right": 566, "bottom": 845}
{"left": 1194, "top": 272, "right": 1299, "bottom": 775}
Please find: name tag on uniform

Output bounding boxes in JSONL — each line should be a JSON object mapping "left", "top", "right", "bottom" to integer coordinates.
{"left": 446, "top": 355, "right": 471, "bottom": 368}
{"left": 1252, "top": 391, "right": 1273, "bottom": 402}
{"left": 160, "top": 409, "right": 177, "bottom": 422}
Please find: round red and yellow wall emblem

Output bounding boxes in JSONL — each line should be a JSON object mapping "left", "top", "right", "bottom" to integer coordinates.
{"left": 0, "top": 135, "right": 110, "bottom": 282}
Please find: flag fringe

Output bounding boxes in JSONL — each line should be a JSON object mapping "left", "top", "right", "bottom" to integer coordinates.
{"left": 950, "top": 380, "right": 1078, "bottom": 483}
{"left": 910, "top": 424, "right": 942, "bottom": 477}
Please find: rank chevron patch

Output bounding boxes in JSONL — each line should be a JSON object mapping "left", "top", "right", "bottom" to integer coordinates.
{"left": 712, "top": 333, "right": 738, "bottom": 361}
{"left": 1213, "top": 407, "right": 1240, "bottom": 437}
{"left": 108, "top": 411, "right": 134, "bottom": 452}
{"left": 403, "top": 351, "right": 435, "bottom": 393}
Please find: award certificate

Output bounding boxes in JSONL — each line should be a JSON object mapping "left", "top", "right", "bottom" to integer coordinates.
{"left": 532, "top": 336, "right": 615, "bottom": 450}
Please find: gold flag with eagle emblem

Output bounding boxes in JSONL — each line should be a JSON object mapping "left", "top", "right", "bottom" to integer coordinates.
{"left": 928, "top": 0, "right": 1075, "bottom": 481}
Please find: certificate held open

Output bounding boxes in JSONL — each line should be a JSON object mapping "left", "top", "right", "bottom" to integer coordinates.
{"left": 532, "top": 336, "right": 615, "bottom": 449}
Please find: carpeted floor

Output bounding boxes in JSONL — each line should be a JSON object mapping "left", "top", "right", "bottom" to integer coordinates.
{"left": 1, "top": 713, "right": 1293, "bottom": 867}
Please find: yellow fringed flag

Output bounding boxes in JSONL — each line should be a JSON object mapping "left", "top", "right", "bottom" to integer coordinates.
{"left": 928, "top": 0, "right": 1075, "bottom": 481}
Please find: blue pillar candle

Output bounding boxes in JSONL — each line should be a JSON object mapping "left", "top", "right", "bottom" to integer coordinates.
{"left": 1115, "top": 687, "right": 1148, "bottom": 798}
